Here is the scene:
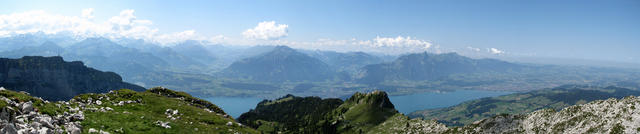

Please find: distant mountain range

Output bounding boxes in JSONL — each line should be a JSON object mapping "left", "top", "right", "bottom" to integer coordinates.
{"left": 220, "top": 46, "right": 337, "bottom": 82}
{"left": 303, "top": 50, "right": 384, "bottom": 74}
{"left": 0, "top": 53, "right": 637, "bottom": 133}
{"left": 1, "top": 34, "right": 639, "bottom": 98}
{"left": 0, "top": 56, "right": 145, "bottom": 101}
{"left": 356, "top": 52, "right": 522, "bottom": 84}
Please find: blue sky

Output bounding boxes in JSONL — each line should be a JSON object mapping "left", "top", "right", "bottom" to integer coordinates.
{"left": 1, "top": 0, "right": 639, "bottom": 63}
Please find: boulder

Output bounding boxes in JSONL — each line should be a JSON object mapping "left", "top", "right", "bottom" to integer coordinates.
{"left": 21, "top": 102, "right": 34, "bottom": 113}
{"left": 70, "top": 113, "right": 84, "bottom": 121}
{"left": 65, "top": 122, "right": 82, "bottom": 134}
{"left": 154, "top": 120, "right": 171, "bottom": 129}
{"left": 0, "top": 107, "right": 15, "bottom": 121}
{"left": 1, "top": 123, "right": 17, "bottom": 134}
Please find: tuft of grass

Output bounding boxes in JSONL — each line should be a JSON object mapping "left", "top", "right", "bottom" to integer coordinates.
{"left": 0, "top": 100, "right": 7, "bottom": 108}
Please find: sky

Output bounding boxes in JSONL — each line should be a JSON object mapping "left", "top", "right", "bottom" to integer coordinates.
{"left": 0, "top": 0, "right": 639, "bottom": 63}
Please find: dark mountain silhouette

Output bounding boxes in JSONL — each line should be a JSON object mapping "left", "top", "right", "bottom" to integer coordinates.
{"left": 0, "top": 56, "right": 145, "bottom": 101}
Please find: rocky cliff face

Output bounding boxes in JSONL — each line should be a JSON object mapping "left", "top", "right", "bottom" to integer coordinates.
{"left": 0, "top": 56, "right": 145, "bottom": 101}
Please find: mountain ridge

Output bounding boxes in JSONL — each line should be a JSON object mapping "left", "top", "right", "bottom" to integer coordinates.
{"left": 0, "top": 56, "right": 145, "bottom": 101}
{"left": 220, "top": 46, "right": 337, "bottom": 82}
{"left": 356, "top": 52, "right": 522, "bottom": 84}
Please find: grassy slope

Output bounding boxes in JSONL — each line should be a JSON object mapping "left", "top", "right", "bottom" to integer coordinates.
{"left": 238, "top": 91, "right": 399, "bottom": 134}
{"left": 237, "top": 94, "right": 343, "bottom": 133}
{"left": 318, "top": 91, "right": 398, "bottom": 134}
{"left": 0, "top": 89, "right": 67, "bottom": 116}
{"left": 0, "top": 87, "right": 258, "bottom": 134}
{"left": 78, "top": 88, "right": 258, "bottom": 133}
{"left": 336, "top": 93, "right": 396, "bottom": 130}
{"left": 408, "top": 85, "right": 640, "bottom": 126}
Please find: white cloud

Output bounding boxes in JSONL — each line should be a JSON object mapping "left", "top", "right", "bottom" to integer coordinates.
{"left": 488, "top": 48, "right": 504, "bottom": 54}
{"left": 0, "top": 9, "right": 442, "bottom": 54}
{"left": 467, "top": 46, "right": 481, "bottom": 52}
{"left": 81, "top": 8, "right": 94, "bottom": 19}
{"left": 243, "top": 21, "right": 288, "bottom": 40}
{"left": 272, "top": 36, "right": 435, "bottom": 54}
{"left": 155, "top": 30, "right": 197, "bottom": 44}
{"left": 0, "top": 9, "right": 202, "bottom": 45}
{"left": 369, "top": 36, "right": 432, "bottom": 49}
{"left": 208, "top": 35, "right": 227, "bottom": 44}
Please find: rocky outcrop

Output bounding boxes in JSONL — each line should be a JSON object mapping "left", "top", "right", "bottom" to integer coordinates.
{"left": 368, "top": 114, "right": 448, "bottom": 134}
{"left": 0, "top": 56, "right": 145, "bottom": 101}
{"left": 398, "top": 96, "right": 640, "bottom": 134}
{"left": 0, "top": 95, "right": 84, "bottom": 134}
{"left": 410, "top": 85, "right": 640, "bottom": 126}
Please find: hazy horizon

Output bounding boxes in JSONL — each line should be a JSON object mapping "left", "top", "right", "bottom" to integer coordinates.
{"left": 1, "top": 0, "right": 638, "bottom": 64}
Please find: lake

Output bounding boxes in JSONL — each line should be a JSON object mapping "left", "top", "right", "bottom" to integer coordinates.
{"left": 204, "top": 90, "right": 514, "bottom": 118}
{"left": 202, "top": 96, "right": 264, "bottom": 118}
{"left": 388, "top": 90, "right": 514, "bottom": 114}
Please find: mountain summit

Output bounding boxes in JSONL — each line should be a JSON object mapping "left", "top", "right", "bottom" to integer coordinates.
{"left": 238, "top": 90, "right": 400, "bottom": 133}
{"left": 220, "top": 46, "right": 335, "bottom": 82}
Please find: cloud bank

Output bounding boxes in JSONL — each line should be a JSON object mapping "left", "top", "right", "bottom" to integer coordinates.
{"left": 81, "top": 8, "right": 94, "bottom": 19}
{"left": 0, "top": 9, "right": 442, "bottom": 54}
{"left": 0, "top": 9, "right": 206, "bottom": 44}
{"left": 242, "top": 21, "right": 288, "bottom": 40}
{"left": 273, "top": 36, "right": 435, "bottom": 54}
{"left": 488, "top": 48, "right": 504, "bottom": 54}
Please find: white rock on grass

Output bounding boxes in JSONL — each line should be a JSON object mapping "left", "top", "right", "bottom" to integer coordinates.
{"left": 65, "top": 123, "right": 81, "bottom": 134}
{"left": 88, "top": 128, "right": 98, "bottom": 133}
{"left": 154, "top": 120, "right": 171, "bottom": 129}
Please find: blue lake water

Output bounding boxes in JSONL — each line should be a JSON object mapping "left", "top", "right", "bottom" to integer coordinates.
{"left": 388, "top": 90, "right": 514, "bottom": 114}
{"left": 204, "top": 90, "right": 514, "bottom": 118}
{"left": 203, "top": 97, "right": 264, "bottom": 118}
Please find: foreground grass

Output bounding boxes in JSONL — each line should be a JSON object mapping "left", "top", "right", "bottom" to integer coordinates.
{"left": 0, "top": 89, "right": 67, "bottom": 116}
{"left": 0, "top": 87, "right": 257, "bottom": 133}
{"left": 78, "top": 88, "right": 258, "bottom": 133}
